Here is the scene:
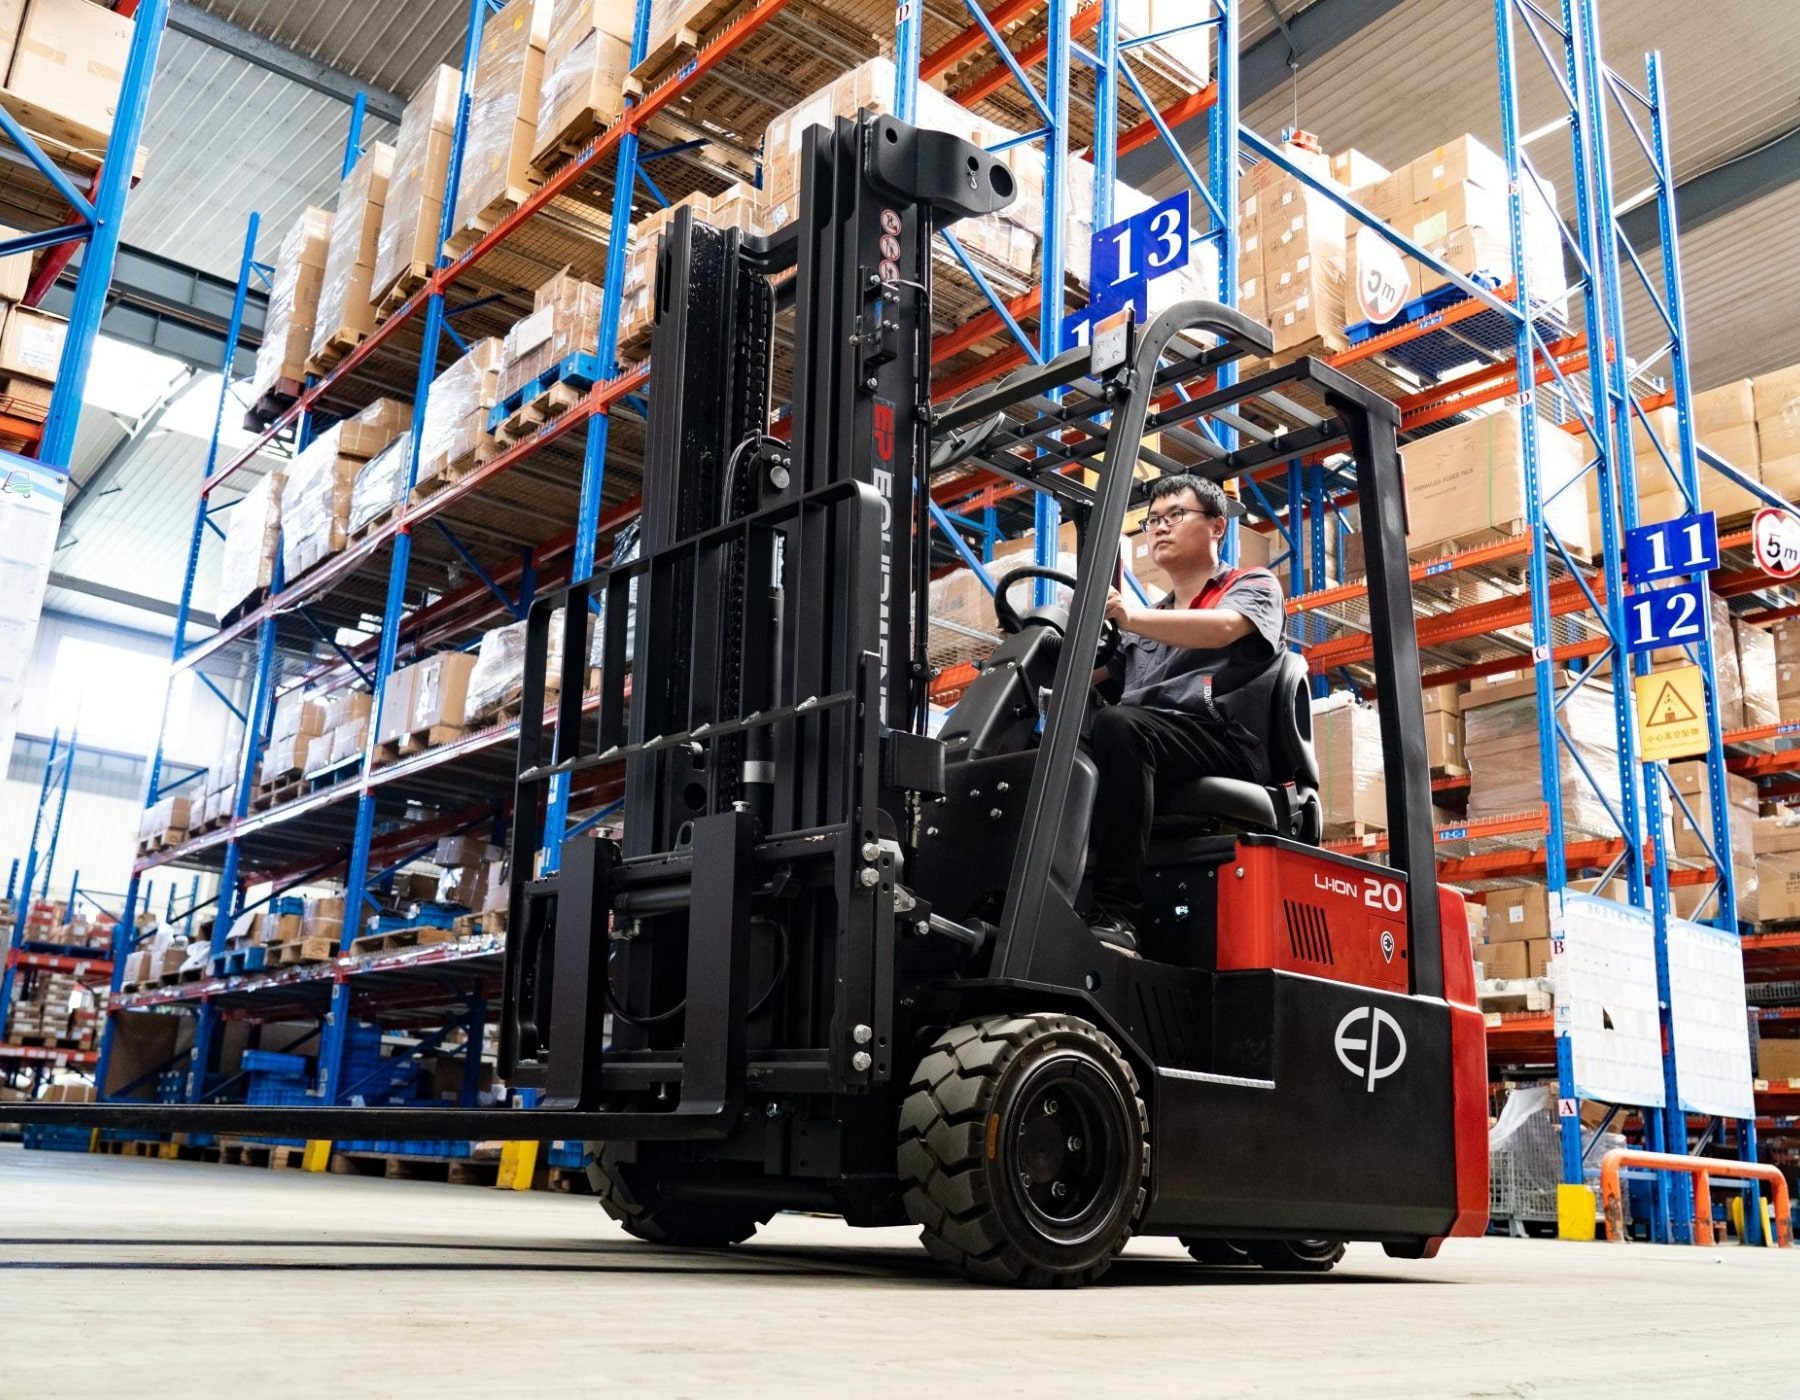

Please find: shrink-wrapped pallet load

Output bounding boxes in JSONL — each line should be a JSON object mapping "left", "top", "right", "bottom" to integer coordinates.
{"left": 309, "top": 142, "right": 396, "bottom": 372}
{"left": 373, "top": 66, "right": 461, "bottom": 315}
{"left": 246, "top": 208, "right": 331, "bottom": 418}
{"left": 280, "top": 399, "right": 410, "bottom": 579}
{"left": 215, "top": 470, "right": 285, "bottom": 619}
{"left": 453, "top": 0, "right": 552, "bottom": 240}
{"left": 531, "top": 0, "right": 632, "bottom": 172}
{"left": 414, "top": 338, "right": 506, "bottom": 494}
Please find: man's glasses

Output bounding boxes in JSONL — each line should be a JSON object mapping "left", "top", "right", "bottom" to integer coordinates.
{"left": 1144, "top": 505, "right": 1217, "bottom": 532}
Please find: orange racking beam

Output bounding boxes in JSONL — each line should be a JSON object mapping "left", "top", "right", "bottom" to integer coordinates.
{"left": 921, "top": 0, "right": 1045, "bottom": 81}
{"left": 1306, "top": 574, "right": 1601, "bottom": 672}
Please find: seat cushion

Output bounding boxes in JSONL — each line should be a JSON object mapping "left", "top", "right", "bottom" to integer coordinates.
{"left": 1154, "top": 776, "right": 1279, "bottom": 832}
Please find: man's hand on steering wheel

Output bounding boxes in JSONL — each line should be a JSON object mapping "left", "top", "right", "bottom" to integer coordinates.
{"left": 993, "top": 566, "right": 1123, "bottom": 670}
{"left": 1103, "top": 587, "right": 1136, "bottom": 630}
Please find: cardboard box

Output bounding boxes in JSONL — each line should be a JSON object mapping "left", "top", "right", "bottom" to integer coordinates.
{"left": 1755, "top": 362, "right": 1800, "bottom": 500}
{"left": 303, "top": 895, "right": 346, "bottom": 943}
{"left": 1312, "top": 697, "right": 1386, "bottom": 832}
{"left": 0, "top": 224, "right": 32, "bottom": 303}
{"left": 0, "top": 0, "right": 26, "bottom": 77}
{"left": 1525, "top": 937, "right": 1553, "bottom": 979}
{"left": 271, "top": 690, "right": 327, "bottom": 742}
{"left": 1758, "top": 1036, "right": 1800, "bottom": 1082}
{"left": 376, "top": 665, "right": 420, "bottom": 747}
{"left": 1569, "top": 876, "right": 1627, "bottom": 904}
{"left": 1409, "top": 135, "right": 1509, "bottom": 201}
{"left": 1485, "top": 884, "right": 1549, "bottom": 942}
{"left": 533, "top": 0, "right": 630, "bottom": 170}
{"left": 310, "top": 141, "right": 395, "bottom": 364}
{"left": 1424, "top": 708, "right": 1462, "bottom": 772}
{"left": 7, "top": 0, "right": 132, "bottom": 152}
{"left": 453, "top": 0, "right": 552, "bottom": 235}
{"left": 373, "top": 65, "right": 460, "bottom": 304}
{"left": 409, "top": 651, "right": 478, "bottom": 732}
{"left": 0, "top": 304, "right": 66, "bottom": 379}
{"left": 1479, "top": 939, "right": 1528, "bottom": 980}
{"left": 1738, "top": 618, "right": 1778, "bottom": 729}
{"left": 329, "top": 717, "right": 368, "bottom": 766}
{"left": 1330, "top": 148, "right": 1389, "bottom": 192}
{"left": 1758, "top": 856, "right": 1800, "bottom": 923}
{"left": 249, "top": 207, "right": 333, "bottom": 401}
{"left": 1402, "top": 407, "right": 1590, "bottom": 558}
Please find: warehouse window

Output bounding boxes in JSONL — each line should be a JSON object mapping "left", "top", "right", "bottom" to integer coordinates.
{"left": 47, "top": 635, "right": 190, "bottom": 754}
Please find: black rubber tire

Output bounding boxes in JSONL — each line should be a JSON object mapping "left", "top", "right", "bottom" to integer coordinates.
{"left": 898, "top": 1013, "right": 1148, "bottom": 1287}
{"left": 1182, "top": 1238, "right": 1251, "bottom": 1266}
{"left": 1246, "top": 1238, "right": 1347, "bottom": 1273}
{"left": 584, "top": 1142, "right": 771, "bottom": 1247}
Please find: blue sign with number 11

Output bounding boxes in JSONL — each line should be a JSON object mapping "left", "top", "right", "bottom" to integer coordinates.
{"left": 1625, "top": 512, "right": 1717, "bottom": 586}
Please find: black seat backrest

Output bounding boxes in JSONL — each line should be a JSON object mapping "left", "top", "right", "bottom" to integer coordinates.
{"left": 1267, "top": 650, "right": 1322, "bottom": 840}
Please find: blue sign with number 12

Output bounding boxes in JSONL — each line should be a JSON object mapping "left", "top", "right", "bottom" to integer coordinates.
{"left": 1090, "top": 191, "right": 1190, "bottom": 317}
{"left": 1626, "top": 577, "right": 1709, "bottom": 655}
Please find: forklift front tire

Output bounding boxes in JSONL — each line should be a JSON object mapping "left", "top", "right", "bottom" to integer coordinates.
{"left": 585, "top": 1143, "right": 772, "bottom": 1248}
{"left": 1245, "top": 1238, "right": 1347, "bottom": 1273}
{"left": 899, "top": 1013, "right": 1148, "bottom": 1287}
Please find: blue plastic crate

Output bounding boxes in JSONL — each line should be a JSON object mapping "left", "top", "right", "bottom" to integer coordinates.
{"left": 23, "top": 1124, "right": 93, "bottom": 1153}
{"left": 242, "top": 1049, "right": 308, "bottom": 1076}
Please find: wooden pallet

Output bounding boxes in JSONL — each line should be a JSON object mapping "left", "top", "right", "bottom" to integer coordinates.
{"left": 623, "top": 0, "right": 744, "bottom": 97}
{"left": 1478, "top": 978, "right": 1553, "bottom": 1014}
{"left": 1322, "top": 819, "right": 1385, "bottom": 845}
{"left": 253, "top": 775, "right": 302, "bottom": 811}
{"left": 373, "top": 261, "right": 433, "bottom": 324}
{"left": 304, "top": 324, "right": 371, "bottom": 377}
{"left": 329, "top": 1150, "right": 501, "bottom": 1185}
{"left": 349, "top": 925, "right": 459, "bottom": 957}
{"left": 264, "top": 936, "right": 340, "bottom": 967}
{"left": 6, "top": 1032, "right": 86, "bottom": 1050}
{"left": 528, "top": 105, "right": 615, "bottom": 178}
{"left": 449, "top": 908, "right": 508, "bottom": 941}
{"left": 400, "top": 723, "right": 465, "bottom": 756}
{"left": 371, "top": 737, "right": 403, "bottom": 769}
{"left": 444, "top": 184, "right": 539, "bottom": 259}
{"left": 135, "top": 828, "right": 190, "bottom": 856}
{"left": 244, "top": 378, "right": 304, "bottom": 430}
{"left": 409, "top": 439, "right": 499, "bottom": 505}
{"left": 495, "top": 380, "right": 586, "bottom": 444}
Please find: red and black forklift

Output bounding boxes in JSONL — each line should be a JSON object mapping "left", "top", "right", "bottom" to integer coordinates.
{"left": 14, "top": 112, "right": 1487, "bottom": 1285}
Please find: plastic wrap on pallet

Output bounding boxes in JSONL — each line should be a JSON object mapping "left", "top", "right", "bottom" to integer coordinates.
{"left": 280, "top": 425, "right": 359, "bottom": 580}
{"left": 465, "top": 610, "right": 567, "bottom": 724}
{"left": 215, "top": 470, "right": 285, "bottom": 618}
{"left": 453, "top": 0, "right": 552, "bottom": 238}
{"left": 247, "top": 208, "right": 332, "bottom": 411}
{"left": 1312, "top": 693, "right": 1387, "bottom": 833}
{"left": 418, "top": 339, "right": 506, "bottom": 485}
{"left": 1463, "top": 679, "right": 1637, "bottom": 832}
{"left": 137, "top": 794, "right": 190, "bottom": 841}
{"left": 374, "top": 66, "right": 461, "bottom": 309}
{"left": 310, "top": 143, "right": 396, "bottom": 368}
{"left": 533, "top": 0, "right": 630, "bottom": 171}
{"left": 1738, "top": 617, "right": 1777, "bottom": 729}
{"left": 499, "top": 271, "right": 604, "bottom": 402}
{"left": 271, "top": 689, "right": 326, "bottom": 743}
{"left": 349, "top": 431, "right": 413, "bottom": 536}
{"left": 410, "top": 652, "right": 479, "bottom": 734}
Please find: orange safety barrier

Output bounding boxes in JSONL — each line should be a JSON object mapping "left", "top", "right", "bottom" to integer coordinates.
{"left": 1599, "top": 1148, "right": 1792, "bottom": 1248}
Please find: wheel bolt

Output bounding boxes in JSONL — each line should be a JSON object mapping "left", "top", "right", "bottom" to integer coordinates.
{"left": 1043, "top": 1098, "right": 1059, "bottom": 1115}
{"left": 1051, "top": 1181, "right": 1069, "bottom": 1199}
{"left": 1067, "top": 1136, "right": 1082, "bottom": 1152}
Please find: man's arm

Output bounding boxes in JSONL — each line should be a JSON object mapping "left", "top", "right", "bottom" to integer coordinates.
{"left": 1104, "top": 588, "right": 1254, "bottom": 649}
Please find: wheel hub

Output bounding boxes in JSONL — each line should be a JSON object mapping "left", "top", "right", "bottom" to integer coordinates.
{"left": 1003, "top": 1056, "right": 1129, "bottom": 1245}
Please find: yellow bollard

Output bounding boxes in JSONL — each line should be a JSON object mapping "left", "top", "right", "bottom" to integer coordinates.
{"left": 1558, "top": 1183, "right": 1597, "bottom": 1241}
{"left": 496, "top": 1140, "right": 539, "bottom": 1191}
{"left": 301, "top": 1139, "right": 332, "bottom": 1173}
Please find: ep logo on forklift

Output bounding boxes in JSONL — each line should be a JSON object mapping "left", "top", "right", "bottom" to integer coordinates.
{"left": 1335, "top": 1006, "right": 1409, "bottom": 1091}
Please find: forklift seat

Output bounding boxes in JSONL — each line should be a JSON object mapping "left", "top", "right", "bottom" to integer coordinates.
{"left": 1150, "top": 650, "right": 1322, "bottom": 845}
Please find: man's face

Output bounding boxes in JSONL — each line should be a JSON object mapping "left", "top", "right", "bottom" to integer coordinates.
{"left": 1145, "top": 487, "right": 1225, "bottom": 575}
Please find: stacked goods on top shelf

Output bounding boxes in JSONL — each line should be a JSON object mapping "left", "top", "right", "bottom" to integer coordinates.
{"left": 1237, "top": 140, "right": 1352, "bottom": 356}
{"left": 1619, "top": 403, "right": 1761, "bottom": 524}
{"left": 246, "top": 207, "right": 332, "bottom": 424}
{"left": 309, "top": 141, "right": 397, "bottom": 374}
{"left": 1754, "top": 361, "right": 1800, "bottom": 503}
{"left": 0, "top": 286, "right": 66, "bottom": 437}
{"left": 1666, "top": 760, "right": 1756, "bottom": 922}
{"left": 1404, "top": 405, "right": 1591, "bottom": 559}
{"left": 1346, "top": 133, "right": 1565, "bottom": 319}
{"left": 281, "top": 398, "right": 411, "bottom": 579}
{"left": 215, "top": 468, "right": 285, "bottom": 621}
{"left": 1462, "top": 669, "right": 1633, "bottom": 836}
{"left": 0, "top": 0, "right": 140, "bottom": 172}
{"left": 531, "top": 0, "right": 632, "bottom": 173}
{"left": 452, "top": 0, "right": 553, "bottom": 243}
{"left": 1312, "top": 692, "right": 1386, "bottom": 838}
{"left": 373, "top": 65, "right": 462, "bottom": 317}
{"left": 136, "top": 793, "right": 189, "bottom": 854}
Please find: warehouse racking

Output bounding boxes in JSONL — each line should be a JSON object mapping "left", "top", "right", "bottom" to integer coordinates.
{"left": 86, "top": 0, "right": 1795, "bottom": 1239}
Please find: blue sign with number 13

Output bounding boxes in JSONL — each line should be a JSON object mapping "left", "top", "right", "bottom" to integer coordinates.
{"left": 1090, "top": 191, "right": 1190, "bottom": 316}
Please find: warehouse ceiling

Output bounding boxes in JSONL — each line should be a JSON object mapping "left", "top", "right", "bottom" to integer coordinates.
{"left": 48, "top": 0, "right": 1800, "bottom": 635}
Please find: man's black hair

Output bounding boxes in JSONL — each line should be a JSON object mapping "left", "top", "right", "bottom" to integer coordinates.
{"left": 1148, "top": 472, "right": 1230, "bottom": 517}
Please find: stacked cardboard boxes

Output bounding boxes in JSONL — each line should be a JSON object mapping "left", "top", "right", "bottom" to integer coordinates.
{"left": 498, "top": 270, "right": 603, "bottom": 403}
{"left": 453, "top": 0, "right": 552, "bottom": 239}
{"left": 1754, "top": 361, "right": 1800, "bottom": 503}
{"left": 1312, "top": 693, "right": 1386, "bottom": 834}
{"left": 373, "top": 65, "right": 461, "bottom": 313}
{"left": 309, "top": 142, "right": 396, "bottom": 372}
{"left": 0, "top": 0, "right": 137, "bottom": 166}
{"left": 1667, "top": 760, "right": 1758, "bottom": 922}
{"left": 192, "top": 719, "right": 250, "bottom": 832}
{"left": 215, "top": 469, "right": 285, "bottom": 619}
{"left": 1463, "top": 671, "right": 1628, "bottom": 835}
{"left": 136, "top": 793, "right": 190, "bottom": 851}
{"left": 246, "top": 208, "right": 332, "bottom": 415}
{"left": 1736, "top": 616, "right": 1777, "bottom": 729}
{"left": 280, "top": 399, "right": 411, "bottom": 579}
{"left": 1243, "top": 141, "right": 1349, "bottom": 355}
{"left": 531, "top": 0, "right": 632, "bottom": 171}
{"left": 1401, "top": 406, "right": 1591, "bottom": 560}
{"left": 465, "top": 611, "right": 565, "bottom": 725}
{"left": 430, "top": 834, "right": 507, "bottom": 912}
{"left": 413, "top": 337, "right": 507, "bottom": 493}
{"left": 3, "top": 966, "right": 95, "bottom": 1047}
{"left": 0, "top": 301, "right": 65, "bottom": 426}
{"left": 1476, "top": 885, "right": 1554, "bottom": 981}
{"left": 262, "top": 690, "right": 326, "bottom": 786}
{"left": 1772, "top": 620, "right": 1800, "bottom": 724}
{"left": 1347, "top": 134, "right": 1564, "bottom": 317}
{"left": 1755, "top": 816, "right": 1800, "bottom": 925}
{"left": 376, "top": 650, "right": 480, "bottom": 756}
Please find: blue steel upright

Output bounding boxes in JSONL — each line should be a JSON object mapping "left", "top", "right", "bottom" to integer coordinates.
{"left": 327, "top": 0, "right": 494, "bottom": 1102}
{"left": 0, "top": 729, "right": 63, "bottom": 1019}
{"left": 1032, "top": 0, "right": 1072, "bottom": 605}
{"left": 96, "top": 213, "right": 264, "bottom": 1099}
{"left": 37, "top": 0, "right": 170, "bottom": 470}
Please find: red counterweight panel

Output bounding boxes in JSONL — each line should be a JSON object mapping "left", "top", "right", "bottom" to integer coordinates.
{"left": 1215, "top": 841, "right": 1410, "bottom": 995}
{"left": 1440, "top": 884, "right": 1492, "bottom": 1239}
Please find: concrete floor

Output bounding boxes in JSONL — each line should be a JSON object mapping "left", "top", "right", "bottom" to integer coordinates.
{"left": 0, "top": 1143, "right": 1792, "bottom": 1397}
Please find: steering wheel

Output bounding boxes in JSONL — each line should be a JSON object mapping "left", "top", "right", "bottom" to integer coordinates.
{"left": 993, "top": 566, "right": 1123, "bottom": 669}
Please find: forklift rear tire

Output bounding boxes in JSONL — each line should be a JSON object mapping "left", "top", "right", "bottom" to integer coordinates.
{"left": 585, "top": 1143, "right": 772, "bottom": 1248}
{"left": 899, "top": 1013, "right": 1147, "bottom": 1287}
{"left": 1245, "top": 1238, "right": 1346, "bottom": 1273}
{"left": 1181, "top": 1238, "right": 1251, "bottom": 1266}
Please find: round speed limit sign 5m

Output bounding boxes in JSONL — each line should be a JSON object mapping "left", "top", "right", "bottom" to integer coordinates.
{"left": 1752, "top": 506, "right": 1800, "bottom": 580}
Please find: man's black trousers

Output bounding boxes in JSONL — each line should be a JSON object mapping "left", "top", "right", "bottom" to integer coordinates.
{"left": 1087, "top": 703, "right": 1257, "bottom": 922}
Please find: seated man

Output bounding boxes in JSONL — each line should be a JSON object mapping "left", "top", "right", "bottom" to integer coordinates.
{"left": 1088, "top": 474, "right": 1287, "bottom": 952}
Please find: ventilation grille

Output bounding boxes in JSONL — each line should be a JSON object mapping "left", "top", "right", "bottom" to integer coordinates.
{"left": 1284, "top": 900, "right": 1335, "bottom": 964}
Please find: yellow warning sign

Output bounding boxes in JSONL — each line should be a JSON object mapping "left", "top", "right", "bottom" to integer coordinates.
{"left": 1633, "top": 663, "right": 1709, "bottom": 761}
